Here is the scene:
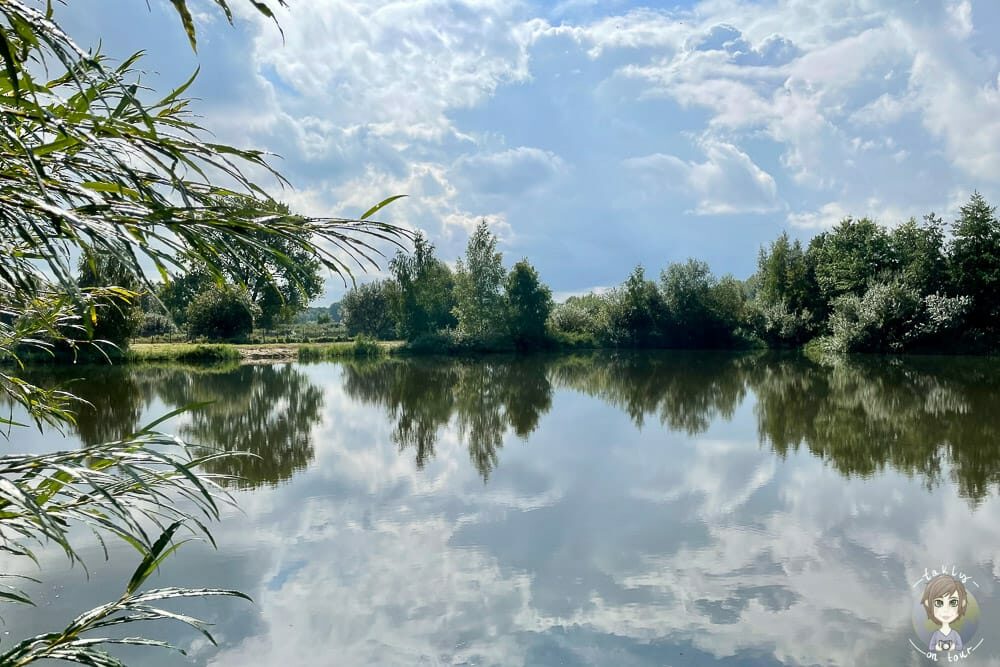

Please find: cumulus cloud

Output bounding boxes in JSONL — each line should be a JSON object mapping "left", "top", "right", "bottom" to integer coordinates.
{"left": 241, "top": 0, "right": 535, "bottom": 143}
{"left": 625, "top": 139, "right": 781, "bottom": 215}
{"left": 451, "top": 146, "right": 566, "bottom": 197}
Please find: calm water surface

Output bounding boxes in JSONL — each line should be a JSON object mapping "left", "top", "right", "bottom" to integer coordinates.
{"left": 5, "top": 352, "right": 1000, "bottom": 666}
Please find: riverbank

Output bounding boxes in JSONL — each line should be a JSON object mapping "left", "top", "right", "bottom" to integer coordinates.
{"left": 128, "top": 340, "right": 404, "bottom": 364}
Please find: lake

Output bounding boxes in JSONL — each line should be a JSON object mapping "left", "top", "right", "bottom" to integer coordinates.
{"left": 5, "top": 351, "right": 1000, "bottom": 666}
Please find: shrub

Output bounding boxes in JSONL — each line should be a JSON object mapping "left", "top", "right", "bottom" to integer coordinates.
{"left": 186, "top": 287, "right": 257, "bottom": 341}
{"left": 139, "top": 312, "right": 178, "bottom": 337}
{"left": 748, "top": 299, "right": 817, "bottom": 348}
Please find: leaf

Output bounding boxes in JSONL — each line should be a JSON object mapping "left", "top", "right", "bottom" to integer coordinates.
{"left": 0, "top": 26, "right": 21, "bottom": 99}
{"left": 360, "top": 195, "right": 407, "bottom": 221}
{"left": 169, "top": 0, "right": 199, "bottom": 51}
{"left": 127, "top": 521, "right": 184, "bottom": 594}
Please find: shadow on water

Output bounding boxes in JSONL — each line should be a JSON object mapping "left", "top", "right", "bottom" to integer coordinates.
{"left": 15, "top": 351, "right": 1000, "bottom": 499}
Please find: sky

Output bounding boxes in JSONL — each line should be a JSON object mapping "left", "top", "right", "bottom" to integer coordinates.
{"left": 59, "top": 0, "right": 1000, "bottom": 303}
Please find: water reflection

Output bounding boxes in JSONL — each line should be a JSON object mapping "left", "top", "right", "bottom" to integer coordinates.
{"left": 16, "top": 363, "right": 323, "bottom": 489}
{"left": 16, "top": 353, "right": 1000, "bottom": 500}
{"left": 159, "top": 364, "right": 325, "bottom": 488}
{"left": 341, "top": 352, "right": 1000, "bottom": 502}
{"left": 8, "top": 353, "right": 1000, "bottom": 666}
{"left": 342, "top": 358, "right": 552, "bottom": 480}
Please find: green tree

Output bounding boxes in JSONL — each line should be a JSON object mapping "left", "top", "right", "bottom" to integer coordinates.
{"left": 548, "top": 293, "right": 610, "bottom": 345}
{"left": 749, "top": 233, "right": 820, "bottom": 346}
{"left": 809, "top": 217, "right": 893, "bottom": 304}
{"left": 342, "top": 280, "right": 398, "bottom": 339}
{"left": 453, "top": 220, "right": 506, "bottom": 339}
{"left": 504, "top": 259, "right": 553, "bottom": 347}
{"left": 949, "top": 193, "right": 1000, "bottom": 333}
{"left": 389, "top": 233, "right": 457, "bottom": 338}
{"left": 156, "top": 266, "right": 214, "bottom": 325}
{"left": 607, "top": 265, "right": 665, "bottom": 347}
{"left": 659, "top": 259, "right": 744, "bottom": 348}
{"left": 202, "top": 196, "right": 326, "bottom": 329}
{"left": 890, "top": 214, "right": 948, "bottom": 296}
{"left": 186, "top": 286, "right": 258, "bottom": 340}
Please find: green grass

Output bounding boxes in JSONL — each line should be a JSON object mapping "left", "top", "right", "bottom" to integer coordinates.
{"left": 127, "top": 343, "right": 241, "bottom": 363}
{"left": 297, "top": 338, "right": 398, "bottom": 361}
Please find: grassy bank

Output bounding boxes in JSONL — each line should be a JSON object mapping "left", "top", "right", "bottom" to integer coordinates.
{"left": 125, "top": 339, "right": 402, "bottom": 364}
{"left": 127, "top": 343, "right": 243, "bottom": 363}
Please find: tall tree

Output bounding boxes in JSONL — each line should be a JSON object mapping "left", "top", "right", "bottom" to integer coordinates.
{"left": 389, "top": 233, "right": 457, "bottom": 338}
{"left": 453, "top": 220, "right": 506, "bottom": 339}
{"left": 504, "top": 259, "right": 553, "bottom": 347}
{"left": 809, "top": 217, "right": 893, "bottom": 304}
{"left": 749, "top": 233, "right": 821, "bottom": 346}
{"left": 890, "top": 214, "right": 948, "bottom": 296}
{"left": 204, "top": 195, "right": 326, "bottom": 329}
{"left": 607, "top": 265, "right": 665, "bottom": 347}
{"left": 949, "top": 193, "right": 1000, "bottom": 332}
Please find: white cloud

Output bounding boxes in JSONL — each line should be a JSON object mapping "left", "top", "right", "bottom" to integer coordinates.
{"left": 946, "top": 0, "right": 974, "bottom": 38}
{"left": 625, "top": 139, "right": 781, "bottom": 215}
{"left": 451, "top": 146, "right": 566, "bottom": 197}
{"left": 243, "top": 0, "right": 536, "bottom": 144}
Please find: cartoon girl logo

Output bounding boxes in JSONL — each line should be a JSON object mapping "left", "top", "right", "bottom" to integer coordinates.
{"left": 910, "top": 568, "right": 984, "bottom": 660}
{"left": 921, "top": 574, "right": 968, "bottom": 653}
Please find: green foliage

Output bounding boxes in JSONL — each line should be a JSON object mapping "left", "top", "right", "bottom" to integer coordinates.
{"left": 949, "top": 192, "right": 1000, "bottom": 333}
{"left": 0, "top": 1, "right": 407, "bottom": 664}
{"left": 75, "top": 253, "right": 144, "bottom": 350}
{"left": 548, "top": 294, "right": 610, "bottom": 345}
{"left": 891, "top": 215, "right": 948, "bottom": 295}
{"left": 138, "top": 312, "right": 179, "bottom": 337}
{"left": 390, "top": 233, "right": 457, "bottom": 339}
{"left": 809, "top": 217, "right": 893, "bottom": 304}
{"left": 127, "top": 343, "right": 242, "bottom": 363}
{"left": 504, "top": 259, "right": 553, "bottom": 348}
{"left": 204, "top": 195, "right": 327, "bottom": 329}
{"left": 453, "top": 221, "right": 506, "bottom": 340}
{"left": 352, "top": 335, "right": 387, "bottom": 358}
{"left": 341, "top": 280, "right": 398, "bottom": 339}
{"left": 822, "top": 280, "right": 923, "bottom": 353}
{"left": 186, "top": 287, "right": 258, "bottom": 341}
{"left": 660, "top": 260, "right": 746, "bottom": 348}
{"left": 156, "top": 268, "right": 214, "bottom": 326}
{"left": 821, "top": 281, "right": 971, "bottom": 353}
{"left": 606, "top": 266, "right": 665, "bottom": 347}
{"left": 748, "top": 299, "right": 817, "bottom": 348}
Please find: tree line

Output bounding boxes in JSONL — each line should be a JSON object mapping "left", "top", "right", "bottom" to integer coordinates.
{"left": 343, "top": 193, "right": 1000, "bottom": 354}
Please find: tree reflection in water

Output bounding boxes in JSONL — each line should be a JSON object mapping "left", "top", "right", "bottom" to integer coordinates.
{"left": 345, "top": 351, "right": 1000, "bottom": 502}
{"left": 342, "top": 357, "right": 552, "bottom": 480}
{"left": 17, "top": 363, "right": 323, "bottom": 489}
{"left": 15, "top": 352, "right": 1000, "bottom": 500}
{"left": 157, "top": 364, "right": 324, "bottom": 488}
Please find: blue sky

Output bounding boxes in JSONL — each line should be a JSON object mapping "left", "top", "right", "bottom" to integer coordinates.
{"left": 61, "top": 0, "right": 1000, "bottom": 303}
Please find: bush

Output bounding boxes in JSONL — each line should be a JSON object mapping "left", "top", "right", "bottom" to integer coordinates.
{"left": 748, "top": 299, "right": 817, "bottom": 348}
{"left": 341, "top": 280, "right": 397, "bottom": 339}
{"left": 548, "top": 294, "right": 610, "bottom": 341}
{"left": 185, "top": 287, "right": 257, "bottom": 341}
{"left": 351, "top": 335, "right": 385, "bottom": 357}
{"left": 825, "top": 281, "right": 920, "bottom": 353}
{"left": 139, "top": 312, "right": 178, "bottom": 337}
